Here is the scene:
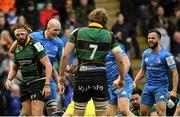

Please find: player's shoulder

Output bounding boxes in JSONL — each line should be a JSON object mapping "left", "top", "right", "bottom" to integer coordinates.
{"left": 160, "top": 48, "right": 173, "bottom": 58}
{"left": 30, "top": 31, "right": 43, "bottom": 37}
{"left": 54, "top": 37, "right": 64, "bottom": 46}
{"left": 30, "top": 31, "right": 43, "bottom": 41}
{"left": 143, "top": 48, "right": 152, "bottom": 55}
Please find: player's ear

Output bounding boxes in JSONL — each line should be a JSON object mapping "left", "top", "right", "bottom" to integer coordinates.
{"left": 27, "top": 27, "right": 32, "bottom": 33}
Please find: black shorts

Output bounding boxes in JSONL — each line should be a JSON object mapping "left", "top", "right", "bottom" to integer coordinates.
{"left": 20, "top": 78, "right": 45, "bottom": 102}
{"left": 73, "top": 69, "right": 109, "bottom": 103}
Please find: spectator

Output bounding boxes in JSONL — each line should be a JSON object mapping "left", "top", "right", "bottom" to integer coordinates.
{"left": 23, "top": 1, "right": 40, "bottom": 31}
{"left": 0, "top": 30, "right": 13, "bottom": 51}
{"left": 58, "top": 0, "right": 75, "bottom": 27}
{"left": 112, "top": 12, "right": 141, "bottom": 59}
{"left": 170, "top": 31, "right": 180, "bottom": 95}
{"left": 6, "top": 8, "right": 17, "bottom": 27}
{"left": 173, "top": 6, "right": 180, "bottom": 31}
{"left": 39, "top": 1, "right": 58, "bottom": 29}
{"left": 75, "top": 0, "right": 94, "bottom": 27}
{"left": 0, "top": 12, "right": 10, "bottom": 33}
{"left": 0, "top": 0, "right": 15, "bottom": 14}
{"left": 64, "top": 11, "right": 79, "bottom": 32}
{"left": 0, "top": 44, "right": 11, "bottom": 115}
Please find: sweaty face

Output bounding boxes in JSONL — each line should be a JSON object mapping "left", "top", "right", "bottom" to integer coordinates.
{"left": 147, "top": 32, "right": 159, "bottom": 49}
{"left": 131, "top": 94, "right": 141, "bottom": 109}
{"left": 48, "top": 25, "right": 61, "bottom": 39}
{"left": 14, "top": 29, "right": 28, "bottom": 46}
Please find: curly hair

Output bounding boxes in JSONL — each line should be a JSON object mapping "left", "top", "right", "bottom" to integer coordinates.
{"left": 88, "top": 8, "right": 108, "bottom": 27}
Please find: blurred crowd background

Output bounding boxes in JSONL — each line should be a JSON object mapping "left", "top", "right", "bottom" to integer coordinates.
{"left": 0, "top": 0, "right": 179, "bottom": 115}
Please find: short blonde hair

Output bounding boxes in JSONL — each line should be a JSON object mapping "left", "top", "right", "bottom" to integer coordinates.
{"left": 88, "top": 8, "right": 108, "bottom": 27}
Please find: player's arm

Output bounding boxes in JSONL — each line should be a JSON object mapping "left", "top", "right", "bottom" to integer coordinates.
{"left": 122, "top": 54, "right": 131, "bottom": 74}
{"left": 52, "top": 67, "right": 59, "bottom": 85}
{"left": 9, "top": 40, "right": 18, "bottom": 54}
{"left": 5, "top": 63, "right": 19, "bottom": 89}
{"left": 39, "top": 55, "right": 52, "bottom": 97}
{"left": 112, "top": 46, "right": 126, "bottom": 88}
{"left": 170, "top": 67, "right": 178, "bottom": 97}
{"left": 59, "top": 42, "right": 75, "bottom": 93}
{"left": 133, "top": 68, "right": 145, "bottom": 87}
{"left": 40, "top": 55, "right": 52, "bottom": 86}
{"left": 113, "top": 50, "right": 130, "bottom": 89}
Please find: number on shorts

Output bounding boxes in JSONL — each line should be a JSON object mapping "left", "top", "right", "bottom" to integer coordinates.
{"left": 89, "top": 44, "right": 98, "bottom": 59}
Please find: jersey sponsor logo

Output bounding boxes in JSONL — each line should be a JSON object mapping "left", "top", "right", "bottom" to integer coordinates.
{"left": 146, "top": 66, "right": 161, "bottom": 70}
{"left": 166, "top": 56, "right": 175, "bottom": 66}
{"left": 18, "top": 60, "right": 32, "bottom": 65}
{"left": 79, "top": 65, "right": 106, "bottom": 71}
{"left": 78, "top": 84, "right": 104, "bottom": 92}
{"left": 34, "top": 42, "right": 44, "bottom": 52}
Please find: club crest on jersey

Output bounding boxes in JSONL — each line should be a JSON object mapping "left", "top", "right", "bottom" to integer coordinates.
{"left": 156, "top": 57, "right": 161, "bottom": 63}
{"left": 53, "top": 46, "right": 58, "bottom": 51}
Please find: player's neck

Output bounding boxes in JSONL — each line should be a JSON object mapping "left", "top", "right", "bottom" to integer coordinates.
{"left": 44, "top": 30, "right": 50, "bottom": 39}
{"left": 152, "top": 45, "right": 161, "bottom": 53}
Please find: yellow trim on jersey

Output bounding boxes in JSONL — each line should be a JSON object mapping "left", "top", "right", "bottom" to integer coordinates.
{"left": 88, "top": 22, "right": 103, "bottom": 28}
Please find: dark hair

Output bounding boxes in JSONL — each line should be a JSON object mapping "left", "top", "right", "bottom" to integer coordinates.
{"left": 132, "top": 87, "right": 142, "bottom": 95}
{"left": 147, "top": 29, "right": 161, "bottom": 39}
{"left": 13, "top": 24, "right": 32, "bottom": 33}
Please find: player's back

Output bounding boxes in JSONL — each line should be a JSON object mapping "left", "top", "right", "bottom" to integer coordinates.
{"left": 74, "top": 27, "right": 113, "bottom": 63}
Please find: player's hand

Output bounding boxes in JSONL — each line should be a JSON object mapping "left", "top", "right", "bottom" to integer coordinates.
{"left": 133, "top": 81, "right": 136, "bottom": 88}
{"left": 169, "top": 90, "right": 177, "bottom": 97}
{"left": 42, "top": 84, "right": 51, "bottom": 98}
{"left": 5, "top": 79, "right": 12, "bottom": 90}
{"left": 69, "top": 62, "right": 77, "bottom": 74}
{"left": 59, "top": 76, "right": 66, "bottom": 94}
{"left": 113, "top": 78, "right": 125, "bottom": 89}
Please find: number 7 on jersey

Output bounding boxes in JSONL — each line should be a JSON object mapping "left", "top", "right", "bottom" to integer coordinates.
{"left": 89, "top": 44, "right": 98, "bottom": 59}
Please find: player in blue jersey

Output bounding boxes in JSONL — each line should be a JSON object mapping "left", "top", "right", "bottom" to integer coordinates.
{"left": 133, "top": 29, "right": 179, "bottom": 116}
{"left": 30, "top": 19, "right": 64, "bottom": 115}
{"left": 9, "top": 19, "right": 64, "bottom": 115}
{"left": 105, "top": 44, "right": 134, "bottom": 116}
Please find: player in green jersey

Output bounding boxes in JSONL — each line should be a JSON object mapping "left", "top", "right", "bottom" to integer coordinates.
{"left": 5, "top": 24, "right": 52, "bottom": 116}
{"left": 59, "top": 8, "right": 126, "bottom": 116}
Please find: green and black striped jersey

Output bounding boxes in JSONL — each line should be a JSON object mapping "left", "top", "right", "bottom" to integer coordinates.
{"left": 14, "top": 39, "right": 47, "bottom": 82}
{"left": 69, "top": 24, "right": 119, "bottom": 65}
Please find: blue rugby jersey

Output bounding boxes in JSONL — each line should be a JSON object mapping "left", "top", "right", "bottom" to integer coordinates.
{"left": 105, "top": 44, "right": 133, "bottom": 85}
{"left": 30, "top": 31, "right": 64, "bottom": 64}
{"left": 141, "top": 47, "right": 176, "bottom": 86}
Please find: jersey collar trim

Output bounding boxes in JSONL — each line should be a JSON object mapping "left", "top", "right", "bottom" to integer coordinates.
{"left": 88, "top": 22, "right": 103, "bottom": 28}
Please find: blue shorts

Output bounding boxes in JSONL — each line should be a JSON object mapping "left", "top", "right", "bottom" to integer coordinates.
{"left": 141, "top": 84, "right": 168, "bottom": 106}
{"left": 108, "top": 81, "right": 133, "bottom": 105}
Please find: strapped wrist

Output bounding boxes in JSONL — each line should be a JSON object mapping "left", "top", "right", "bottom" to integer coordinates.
{"left": 44, "top": 84, "right": 50, "bottom": 88}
